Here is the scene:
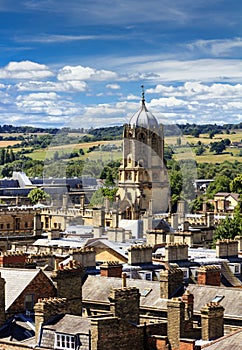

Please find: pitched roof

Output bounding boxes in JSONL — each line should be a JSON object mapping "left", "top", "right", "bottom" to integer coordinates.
{"left": 45, "top": 314, "right": 91, "bottom": 335}
{"left": 201, "top": 329, "right": 242, "bottom": 350}
{"left": 187, "top": 284, "right": 242, "bottom": 320}
{"left": 82, "top": 275, "right": 167, "bottom": 311}
{"left": 0, "top": 268, "right": 41, "bottom": 310}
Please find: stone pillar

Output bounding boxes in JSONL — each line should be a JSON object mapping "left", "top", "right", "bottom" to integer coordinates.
{"left": 167, "top": 298, "right": 185, "bottom": 350}
{"left": 33, "top": 210, "right": 42, "bottom": 236}
{"left": 201, "top": 302, "right": 224, "bottom": 341}
{"left": 108, "top": 287, "right": 140, "bottom": 325}
{"left": 51, "top": 261, "right": 83, "bottom": 316}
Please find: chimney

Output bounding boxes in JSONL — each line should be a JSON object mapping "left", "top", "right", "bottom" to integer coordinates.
{"left": 216, "top": 239, "right": 238, "bottom": 258}
{"left": 100, "top": 261, "right": 123, "bottom": 278}
{"left": 182, "top": 289, "right": 194, "bottom": 331}
{"left": 167, "top": 298, "right": 185, "bottom": 350}
{"left": 201, "top": 302, "right": 224, "bottom": 341}
{"left": 165, "top": 243, "right": 188, "bottom": 262}
{"left": 0, "top": 273, "right": 5, "bottom": 327}
{"left": 197, "top": 265, "right": 221, "bottom": 286}
{"left": 122, "top": 272, "right": 127, "bottom": 288}
{"left": 128, "top": 245, "right": 152, "bottom": 265}
{"left": 160, "top": 268, "right": 184, "bottom": 299}
{"left": 51, "top": 261, "right": 83, "bottom": 316}
{"left": 34, "top": 297, "right": 68, "bottom": 344}
{"left": 0, "top": 251, "right": 26, "bottom": 268}
{"left": 108, "top": 287, "right": 140, "bottom": 325}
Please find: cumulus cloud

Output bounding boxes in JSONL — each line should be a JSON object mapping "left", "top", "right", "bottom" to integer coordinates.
{"left": 0, "top": 61, "right": 53, "bottom": 80}
{"left": 15, "top": 80, "right": 87, "bottom": 92}
{"left": 106, "top": 84, "right": 120, "bottom": 90}
{"left": 57, "top": 65, "right": 117, "bottom": 82}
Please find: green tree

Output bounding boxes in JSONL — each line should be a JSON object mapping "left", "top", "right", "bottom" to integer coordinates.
{"left": 230, "top": 174, "right": 242, "bottom": 194}
{"left": 206, "top": 175, "right": 231, "bottom": 198}
{"left": 213, "top": 213, "right": 242, "bottom": 245}
{"left": 210, "top": 141, "right": 226, "bottom": 154}
{"left": 27, "top": 188, "right": 50, "bottom": 204}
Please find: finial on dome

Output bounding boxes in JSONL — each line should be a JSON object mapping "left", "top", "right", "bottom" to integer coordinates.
{"left": 141, "top": 85, "right": 145, "bottom": 103}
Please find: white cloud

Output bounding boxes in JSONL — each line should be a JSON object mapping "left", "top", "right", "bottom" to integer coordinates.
{"left": 15, "top": 80, "right": 87, "bottom": 92}
{"left": 57, "top": 65, "right": 117, "bottom": 82}
{"left": 106, "top": 84, "right": 120, "bottom": 90}
{"left": 0, "top": 60, "right": 53, "bottom": 80}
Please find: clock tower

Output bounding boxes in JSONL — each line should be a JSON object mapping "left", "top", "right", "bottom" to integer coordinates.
{"left": 116, "top": 87, "right": 169, "bottom": 219}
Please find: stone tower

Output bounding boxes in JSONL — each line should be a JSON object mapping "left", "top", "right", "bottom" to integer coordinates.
{"left": 116, "top": 86, "right": 169, "bottom": 219}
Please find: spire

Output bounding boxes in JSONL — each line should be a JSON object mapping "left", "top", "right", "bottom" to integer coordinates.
{"left": 141, "top": 84, "right": 145, "bottom": 105}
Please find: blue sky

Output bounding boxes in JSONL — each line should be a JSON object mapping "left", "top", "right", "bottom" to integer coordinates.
{"left": 1, "top": 0, "right": 242, "bottom": 128}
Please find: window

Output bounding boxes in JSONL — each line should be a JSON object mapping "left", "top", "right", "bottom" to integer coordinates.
{"left": 25, "top": 294, "right": 34, "bottom": 311}
{"left": 211, "top": 295, "right": 224, "bottom": 303}
{"left": 55, "top": 334, "right": 76, "bottom": 350}
{"left": 0, "top": 224, "right": 3, "bottom": 229}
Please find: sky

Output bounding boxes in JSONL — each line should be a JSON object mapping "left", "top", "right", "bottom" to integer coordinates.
{"left": 1, "top": 0, "right": 242, "bottom": 129}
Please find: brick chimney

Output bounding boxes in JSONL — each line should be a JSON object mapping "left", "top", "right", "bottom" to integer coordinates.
{"left": 34, "top": 297, "right": 69, "bottom": 344}
{"left": 167, "top": 298, "right": 185, "bottom": 350}
{"left": 108, "top": 287, "right": 140, "bottom": 325}
{"left": 160, "top": 268, "right": 184, "bottom": 299}
{"left": 0, "top": 251, "right": 26, "bottom": 268}
{"left": 201, "top": 302, "right": 224, "bottom": 341}
{"left": 197, "top": 265, "right": 221, "bottom": 286}
{"left": 100, "top": 261, "right": 123, "bottom": 278}
{"left": 51, "top": 261, "right": 83, "bottom": 316}
{"left": 182, "top": 289, "right": 194, "bottom": 329}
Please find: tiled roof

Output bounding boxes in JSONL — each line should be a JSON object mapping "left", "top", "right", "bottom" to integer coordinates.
{"left": 0, "top": 268, "right": 40, "bottom": 310}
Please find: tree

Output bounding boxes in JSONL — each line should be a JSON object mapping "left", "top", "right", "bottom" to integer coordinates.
{"left": 206, "top": 175, "right": 231, "bottom": 198}
{"left": 230, "top": 174, "right": 242, "bottom": 194}
{"left": 210, "top": 141, "right": 226, "bottom": 154}
{"left": 27, "top": 188, "right": 50, "bottom": 204}
{"left": 213, "top": 213, "right": 242, "bottom": 245}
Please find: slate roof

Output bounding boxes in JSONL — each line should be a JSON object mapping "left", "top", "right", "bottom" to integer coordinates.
{"left": 45, "top": 314, "right": 91, "bottom": 334}
{"left": 82, "top": 275, "right": 168, "bottom": 311}
{"left": 187, "top": 284, "right": 242, "bottom": 320}
{"left": 0, "top": 268, "right": 41, "bottom": 310}
{"left": 83, "top": 276, "right": 242, "bottom": 320}
{"left": 201, "top": 329, "right": 242, "bottom": 350}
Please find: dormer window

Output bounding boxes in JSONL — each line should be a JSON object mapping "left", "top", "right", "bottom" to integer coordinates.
{"left": 55, "top": 334, "right": 76, "bottom": 350}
